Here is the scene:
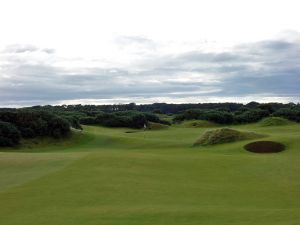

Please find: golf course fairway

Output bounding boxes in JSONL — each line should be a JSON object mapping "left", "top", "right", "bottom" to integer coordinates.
{"left": 0, "top": 123, "right": 300, "bottom": 225}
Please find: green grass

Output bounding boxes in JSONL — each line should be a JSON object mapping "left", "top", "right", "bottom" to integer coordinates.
{"left": 0, "top": 123, "right": 300, "bottom": 225}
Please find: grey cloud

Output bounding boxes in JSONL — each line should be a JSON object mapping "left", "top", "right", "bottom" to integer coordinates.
{"left": 250, "top": 40, "right": 297, "bottom": 51}
{"left": 1, "top": 44, "right": 55, "bottom": 54}
{"left": 260, "top": 40, "right": 294, "bottom": 51}
{"left": 42, "top": 48, "right": 56, "bottom": 54}
{"left": 115, "top": 35, "right": 155, "bottom": 45}
{"left": 0, "top": 34, "right": 300, "bottom": 106}
{"left": 114, "top": 35, "right": 157, "bottom": 52}
{"left": 2, "top": 44, "right": 39, "bottom": 53}
{"left": 175, "top": 51, "right": 251, "bottom": 63}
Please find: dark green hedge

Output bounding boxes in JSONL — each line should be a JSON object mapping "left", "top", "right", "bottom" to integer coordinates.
{"left": 80, "top": 111, "right": 169, "bottom": 128}
{"left": 0, "top": 111, "right": 71, "bottom": 145}
{"left": 0, "top": 121, "right": 21, "bottom": 146}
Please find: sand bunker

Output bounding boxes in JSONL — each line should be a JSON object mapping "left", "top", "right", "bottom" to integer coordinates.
{"left": 244, "top": 141, "right": 285, "bottom": 153}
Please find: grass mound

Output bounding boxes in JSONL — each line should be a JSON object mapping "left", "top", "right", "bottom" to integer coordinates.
{"left": 244, "top": 141, "right": 285, "bottom": 153}
{"left": 147, "top": 122, "right": 169, "bottom": 130}
{"left": 180, "top": 120, "right": 218, "bottom": 128}
{"left": 194, "top": 128, "right": 264, "bottom": 146}
{"left": 260, "top": 117, "right": 290, "bottom": 126}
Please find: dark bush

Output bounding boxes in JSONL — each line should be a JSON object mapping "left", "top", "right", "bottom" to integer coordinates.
{"left": 131, "top": 114, "right": 147, "bottom": 128}
{"left": 234, "top": 109, "right": 270, "bottom": 124}
{"left": 63, "top": 116, "right": 82, "bottom": 130}
{"left": 96, "top": 112, "right": 147, "bottom": 128}
{"left": 0, "top": 111, "right": 71, "bottom": 139}
{"left": 258, "top": 104, "right": 275, "bottom": 113}
{"left": 80, "top": 116, "right": 96, "bottom": 125}
{"left": 48, "top": 117, "right": 71, "bottom": 138}
{"left": 143, "top": 112, "right": 161, "bottom": 123}
{"left": 272, "top": 108, "right": 300, "bottom": 122}
{"left": 173, "top": 113, "right": 185, "bottom": 122}
{"left": 173, "top": 109, "right": 234, "bottom": 124}
{"left": 80, "top": 111, "right": 160, "bottom": 129}
{"left": 0, "top": 121, "right": 21, "bottom": 146}
{"left": 205, "top": 110, "right": 234, "bottom": 124}
{"left": 19, "top": 127, "right": 35, "bottom": 138}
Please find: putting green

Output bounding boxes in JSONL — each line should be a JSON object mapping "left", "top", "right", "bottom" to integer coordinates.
{"left": 0, "top": 123, "right": 300, "bottom": 225}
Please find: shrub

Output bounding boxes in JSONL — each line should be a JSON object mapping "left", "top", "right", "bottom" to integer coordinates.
{"left": 0, "top": 111, "right": 71, "bottom": 139}
{"left": 0, "top": 121, "right": 21, "bottom": 146}
{"left": 272, "top": 108, "right": 300, "bottom": 122}
{"left": 81, "top": 111, "right": 160, "bottom": 129}
{"left": 140, "top": 112, "right": 159, "bottom": 123}
{"left": 19, "top": 127, "right": 35, "bottom": 138}
{"left": 173, "top": 109, "right": 234, "bottom": 124}
{"left": 234, "top": 109, "right": 269, "bottom": 124}
{"left": 48, "top": 117, "right": 71, "bottom": 138}
{"left": 63, "top": 116, "right": 82, "bottom": 130}
{"left": 205, "top": 110, "right": 234, "bottom": 124}
{"left": 80, "top": 116, "right": 96, "bottom": 125}
{"left": 131, "top": 114, "right": 147, "bottom": 128}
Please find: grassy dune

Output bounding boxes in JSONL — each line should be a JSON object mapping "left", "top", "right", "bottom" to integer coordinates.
{"left": 0, "top": 123, "right": 300, "bottom": 225}
{"left": 176, "top": 119, "right": 218, "bottom": 128}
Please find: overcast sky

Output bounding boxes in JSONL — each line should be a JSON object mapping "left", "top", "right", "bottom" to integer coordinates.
{"left": 0, "top": 0, "right": 300, "bottom": 107}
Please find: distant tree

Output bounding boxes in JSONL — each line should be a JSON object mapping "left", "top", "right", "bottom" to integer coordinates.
{"left": 63, "top": 115, "right": 82, "bottom": 130}
{"left": 273, "top": 108, "right": 300, "bottom": 122}
{"left": 0, "top": 121, "right": 21, "bottom": 146}
{"left": 246, "top": 101, "right": 260, "bottom": 109}
{"left": 173, "top": 109, "right": 234, "bottom": 124}
{"left": 80, "top": 116, "right": 96, "bottom": 125}
{"left": 0, "top": 111, "right": 71, "bottom": 139}
{"left": 234, "top": 109, "right": 270, "bottom": 123}
{"left": 258, "top": 103, "right": 275, "bottom": 113}
{"left": 152, "top": 109, "right": 163, "bottom": 114}
{"left": 48, "top": 117, "right": 71, "bottom": 138}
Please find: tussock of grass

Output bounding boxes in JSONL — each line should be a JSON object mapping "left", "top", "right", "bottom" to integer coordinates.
{"left": 260, "top": 117, "right": 290, "bottom": 126}
{"left": 179, "top": 120, "right": 218, "bottom": 128}
{"left": 194, "top": 128, "right": 264, "bottom": 146}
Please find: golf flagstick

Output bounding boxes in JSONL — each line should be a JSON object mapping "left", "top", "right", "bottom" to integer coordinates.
{"left": 143, "top": 123, "right": 147, "bottom": 138}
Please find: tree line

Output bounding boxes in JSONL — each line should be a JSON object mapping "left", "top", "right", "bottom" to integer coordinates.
{"left": 23, "top": 102, "right": 299, "bottom": 114}
{"left": 0, "top": 109, "right": 169, "bottom": 147}
{"left": 80, "top": 111, "right": 170, "bottom": 128}
{"left": 173, "top": 107, "right": 300, "bottom": 124}
{"left": 1, "top": 102, "right": 299, "bottom": 147}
